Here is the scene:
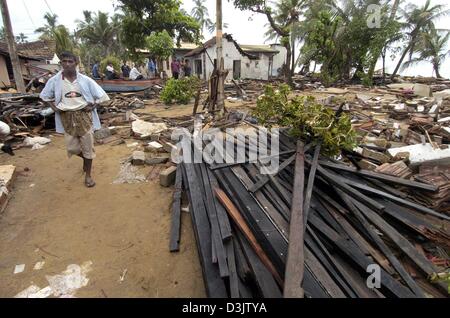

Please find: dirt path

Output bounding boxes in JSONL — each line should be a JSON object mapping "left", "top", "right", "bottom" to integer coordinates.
{"left": 0, "top": 132, "right": 205, "bottom": 297}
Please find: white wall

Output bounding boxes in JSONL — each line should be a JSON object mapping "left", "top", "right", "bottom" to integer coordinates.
{"left": 270, "top": 44, "right": 287, "bottom": 77}
{"left": 185, "top": 39, "right": 287, "bottom": 81}
{"left": 201, "top": 39, "right": 272, "bottom": 81}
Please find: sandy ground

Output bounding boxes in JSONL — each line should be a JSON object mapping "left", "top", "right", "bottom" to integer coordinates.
{"left": 0, "top": 102, "right": 210, "bottom": 298}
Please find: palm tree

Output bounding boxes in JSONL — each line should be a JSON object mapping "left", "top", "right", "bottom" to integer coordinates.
{"left": 402, "top": 27, "right": 450, "bottom": 78}
{"left": 53, "top": 25, "right": 73, "bottom": 54}
{"left": 35, "top": 13, "right": 59, "bottom": 40}
{"left": 391, "top": 0, "right": 450, "bottom": 79}
{"left": 191, "top": 0, "right": 214, "bottom": 38}
{"left": 15, "top": 33, "right": 28, "bottom": 43}
{"left": 76, "top": 11, "right": 122, "bottom": 56}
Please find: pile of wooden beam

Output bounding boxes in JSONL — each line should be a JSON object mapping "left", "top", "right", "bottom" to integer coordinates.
{"left": 172, "top": 127, "right": 450, "bottom": 298}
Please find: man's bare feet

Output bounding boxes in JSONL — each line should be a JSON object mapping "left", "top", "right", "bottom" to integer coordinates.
{"left": 85, "top": 176, "right": 96, "bottom": 188}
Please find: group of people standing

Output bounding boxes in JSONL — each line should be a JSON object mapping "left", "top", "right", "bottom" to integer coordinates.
{"left": 92, "top": 57, "right": 192, "bottom": 81}
{"left": 91, "top": 58, "right": 158, "bottom": 81}
{"left": 170, "top": 59, "right": 191, "bottom": 79}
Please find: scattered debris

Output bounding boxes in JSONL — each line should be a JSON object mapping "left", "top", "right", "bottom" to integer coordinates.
{"left": 13, "top": 264, "right": 25, "bottom": 274}
{"left": 33, "top": 261, "right": 45, "bottom": 270}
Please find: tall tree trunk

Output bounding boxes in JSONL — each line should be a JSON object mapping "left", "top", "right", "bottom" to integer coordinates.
{"left": 390, "top": 0, "right": 400, "bottom": 20}
{"left": 434, "top": 63, "right": 442, "bottom": 79}
{"left": 391, "top": 41, "right": 413, "bottom": 79}
{"left": 291, "top": 35, "right": 295, "bottom": 76}
{"left": 367, "top": 0, "right": 401, "bottom": 85}
{"left": 285, "top": 41, "right": 293, "bottom": 87}
{"left": 382, "top": 47, "right": 386, "bottom": 83}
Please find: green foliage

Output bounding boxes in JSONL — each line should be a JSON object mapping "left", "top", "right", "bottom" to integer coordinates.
{"left": 160, "top": 77, "right": 201, "bottom": 105}
{"left": 299, "top": 1, "right": 403, "bottom": 85}
{"left": 117, "top": 0, "right": 200, "bottom": 55}
{"left": 53, "top": 25, "right": 74, "bottom": 54}
{"left": 146, "top": 31, "right": 174, "bottom": 60}
{"left": 429, "top": 272, "right": 450, "bottom": 294}
{"left": 75, "top": 11, "right": 126, "bottom": 66}
{"left": 100, "top": 56, "right": 121, "bottom": 75}
{"left": 253, "top": 84, "right": 357, "bottom": 157}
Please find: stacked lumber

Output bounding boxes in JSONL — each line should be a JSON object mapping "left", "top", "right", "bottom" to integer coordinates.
{"left": 175, "top": 126, "right": 450, "bottom": 298}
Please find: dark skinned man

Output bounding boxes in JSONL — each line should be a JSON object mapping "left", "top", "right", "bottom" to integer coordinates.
{"left": 40, "top": 51, "right": 110, "bottom": 188}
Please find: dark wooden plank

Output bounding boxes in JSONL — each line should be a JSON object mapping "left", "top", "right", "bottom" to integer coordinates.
{"left": 231, "top": 166, "right": 289, "bottom": 239}
{"left": 317, "top": 196, "right": 396, "bottom": 276}
{"left": 169, "top": 167, "right": 183, "bottom": 252}
{"left": 284, "top": 141, "right": 306, "bottom": 298}
{"left": 315, "top": 164, "right": 386, "bottom": 212}
{"left": 207, "top": 168, "right": 233, "bottom": 241}
{"left": 215, "top": 168, "right": 288, "bottom": 276}
{"left": 249, "top": 154, "right": 296, "bottom": 193}
{"left": 225, "top": 240, "right": 240, "bottom": 298}
{"left": 199, "top": 163, "right": 229, "bottom": 278}
{"left": 233, "top": 234, "right": 252, "bottom": 283}
{"left": 238, "top": 277, "right": 253, "bottom": 298}
{"left": 303, "top": 143, "right": 321, "bottom": 230}
{"left": 182, "top": 163, "right": 228, "bottom": 297}
{"left": 337, "top": 188, "right": 425, "bottom": 297}
{"left": 350, "top": 199, "right": 443, "bottom": 283}
{"left": 338, "top": 176, "right": 450, "bottom": 221}
{"left": 235, "top": 231, "right": 283, "bottom": 298}
{"left": 308, "top": 212, "right": 416, "bottom": 298}
{"left": 319, "top": 160, "right": 438, "bottom": 192}
{"left": 215, "top": 188, "right": 283, "bottom": 286}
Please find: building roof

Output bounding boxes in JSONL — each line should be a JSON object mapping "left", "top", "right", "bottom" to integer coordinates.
{"left": 184, "top": 34, "right": 259, "bottom": 60}
{"left": 240, "top": 44, "right": 279, "bottom": 54}
{"left": 0, "top": 42, "right": 40, "bottom": 60}
{"left": 17, "top": 40, "right": 56, "bottom": 60}
{"left": 0, "top": 40, "right": 55, "bottom": 61}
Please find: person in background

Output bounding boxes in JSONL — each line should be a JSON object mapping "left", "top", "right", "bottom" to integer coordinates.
{"left": 92, "top": 61, "right": 100, "bottom": 79}
{"left": 121, "top": 61, "right": 130, "bottom": 78}
{"left": 179, "top": 59, "right": 185, "bottom": 79}
{"left": 171, "top": 59, "right": 180, "bottom": 79}
{"left": 105, "top": 63, "right": 117, "bottom": 80}
{"left": 184, "top": 59, "right": 192, "bottom": 77}
{"left": 148, "top": 58, "right": 156, "bottom": 79}
{"left": 139, "top": 63, "right": 149, "bottom": 79}
{"left": 130, "top": 64, "right": 144, "bottom": 81}
{"left": 40, "top": 51, "right": 110, "bottom": 188}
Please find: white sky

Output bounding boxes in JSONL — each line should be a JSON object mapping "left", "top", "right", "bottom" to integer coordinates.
{"left": 1, "top": 0, "right": 450, "bottom": 77}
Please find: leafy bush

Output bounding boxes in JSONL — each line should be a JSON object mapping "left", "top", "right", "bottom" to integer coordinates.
{"left": 100, "top": 56, "right": 121, "bottom": 75}
{"left": 160, "top": 77, "right": 200, "bottom": 105}
{"left": 253, "top": 84, "right": 357, "bottom": 157}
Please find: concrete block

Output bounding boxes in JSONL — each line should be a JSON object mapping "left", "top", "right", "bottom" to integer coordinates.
{"left": 145, "top": 141, "right": 164, "bottom": 153}
{"left": 132, "top": 151, "right": 146, "bottom": 166}
{"left": 145, "top": 153, "right": 170, "bottom": 165}
{"left": 388, "top": 143, "right": 450, "bottom": 166}
{"left": 94, "top": 128, "right": 112, "bottom": 141}
{"left": 160, "top": 166, "right": 177, "bottom": 187}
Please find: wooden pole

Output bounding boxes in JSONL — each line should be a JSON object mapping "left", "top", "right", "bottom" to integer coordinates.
{"left": 283, "top": 140, "right": 305, "bottom": 298}
{"left": 216, "top": 0, "right": 225, "bottom": 115}
{"left": 0, "top": 0, "right": 26, "bottom": 93}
